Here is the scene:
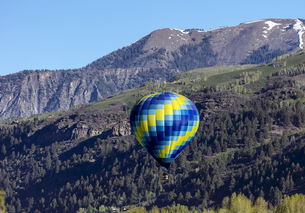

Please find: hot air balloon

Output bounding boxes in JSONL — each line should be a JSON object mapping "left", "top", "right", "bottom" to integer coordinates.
{"left": 130, "top": 92, "right": 200, "bottom": 171}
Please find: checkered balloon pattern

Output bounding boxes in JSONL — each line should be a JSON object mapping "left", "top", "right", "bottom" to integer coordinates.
{"left": 130, "top": 92, "right": 200, "bottom": 169}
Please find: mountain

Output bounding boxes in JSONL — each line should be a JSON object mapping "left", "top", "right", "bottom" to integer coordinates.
{"left": 0, "top": 18, "right": 305, "bottom": 120}
{"left": 1, "top": 49, "right": 305, "bottom": 212}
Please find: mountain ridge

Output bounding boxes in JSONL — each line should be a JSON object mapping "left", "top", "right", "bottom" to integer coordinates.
{"left": 0, "top": 18, "right": 304, "bottom": 120}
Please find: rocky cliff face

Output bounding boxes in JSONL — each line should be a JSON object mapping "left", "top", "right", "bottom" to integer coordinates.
{"left": 0, "top": 18, "right": 304, "bottom": 120}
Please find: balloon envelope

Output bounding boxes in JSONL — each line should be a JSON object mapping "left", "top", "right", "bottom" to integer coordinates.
{"left": 130, "top": 92, "right": 200, "bottom": 169}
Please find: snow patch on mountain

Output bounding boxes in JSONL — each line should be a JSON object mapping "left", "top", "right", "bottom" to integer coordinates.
{"left": 265, "top": 21, "right": 281, "bottom": 31}
{"left": 294, "top": 19, "right": 305, "bottom": 49}
{"left": 169, "top": 28, "right": 189, "bottom": 34}
{"left": 167, "top": 28, "right": 189, "bottom": 42}
{"left": 281, "top": 25, "right": 291, "bottom": 32}
{"left": 262, "top": 21, "right": 281, "bottom": 38}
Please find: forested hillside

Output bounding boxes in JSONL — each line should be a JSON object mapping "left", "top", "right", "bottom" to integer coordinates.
{"left": 1, "top": 50, "right": 305, "bottom": 212}
{"left": 87, "top": 193, "right": 305, "bottom": 213}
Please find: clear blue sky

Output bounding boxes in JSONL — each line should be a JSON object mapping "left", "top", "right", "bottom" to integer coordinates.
{"left": 1, "top": 0, "right": 305, "bottom": 76}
